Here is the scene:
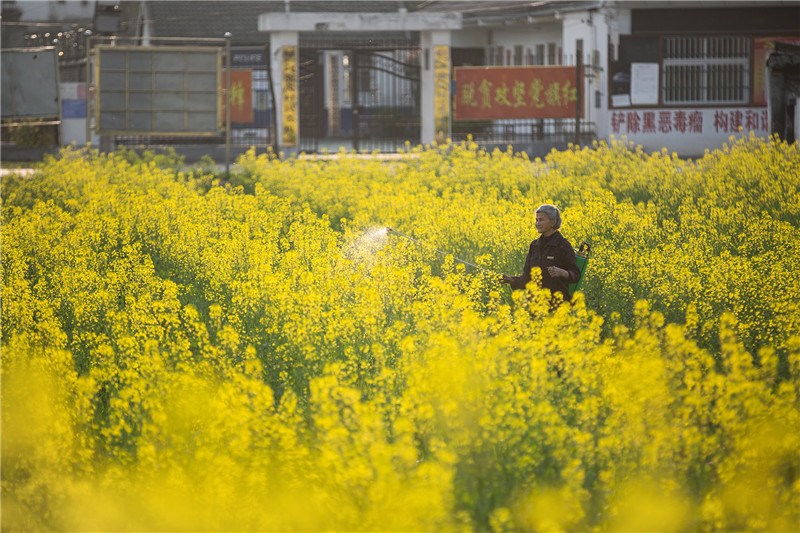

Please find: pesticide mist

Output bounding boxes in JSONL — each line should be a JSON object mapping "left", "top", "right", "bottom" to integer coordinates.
{"left": 342, "top": 225, "right": 389, "bottom": 269}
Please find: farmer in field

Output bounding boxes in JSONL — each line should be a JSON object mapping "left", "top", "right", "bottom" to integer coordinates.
{"left": 501, "top": 204, "right": 581, "bottom": 303}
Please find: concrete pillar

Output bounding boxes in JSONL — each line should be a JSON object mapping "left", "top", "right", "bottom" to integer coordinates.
{"left": 421, "top": 30, "right": 452, "bottom": 145}
{"left": 590, "top": 9, "right": 613, "bottom": 141}
{"left": 326, "top": 52, "right": 342, "bottom": 136}
{"left": 562, "top": 12, "right": 593, "bottom": 139}
{"left": 269, "top": 31, "right": 299, "bottom": 155}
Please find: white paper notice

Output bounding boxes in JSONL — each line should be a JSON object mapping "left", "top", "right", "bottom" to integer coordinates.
{"left": 631, "top": 63, "right": 659, "bottom": 105}
{"left": 612, "top": 94, "right": 631, "bottom": 107}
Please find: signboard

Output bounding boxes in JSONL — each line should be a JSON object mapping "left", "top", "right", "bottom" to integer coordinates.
{"left": 94, "top": 46, "right": 221, "bottom": 135}
{"left": 230, "top": 48, "right": 270, "bottom": 131}
{"left": 223, "top": 70, "right": 254, "bottom": 123}
{"left": 454, "top": 66, "right": 582, "bottom": 120}
{"left": 609, "top": 107, "right": 769, "bottom": 155}
{"left": 61, "top": 82, "right": 93, "bottom": 145}
{"left": 231, "top": 48, "right": 267, "bottom": 69}
{"left": 61, "top": 82, "right": 87, "bottom": 118}
{"left": 1, "top": 48, "right": 60, "bottom": 119}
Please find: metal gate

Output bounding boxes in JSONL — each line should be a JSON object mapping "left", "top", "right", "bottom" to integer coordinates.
{"left": 299, "top": 44, "right": 420, "bottom": 153}
{"left": 299, "top": 49, "right": 324, "bottom": 152}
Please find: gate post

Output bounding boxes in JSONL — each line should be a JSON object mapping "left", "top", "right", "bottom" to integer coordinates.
{"left": 421, "top": 30, "right": 452, "bottom": 145}
{"left": 269, "top": 31, "right": 299, "bottom": 156}
{"left": 352, "top": 51, "right": 360, "bottom": 152}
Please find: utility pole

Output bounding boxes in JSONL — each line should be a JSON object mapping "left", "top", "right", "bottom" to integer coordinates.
{"left": 574, "top": 40, "right": 583, "bottom": 147}
{"left": 225, "top": 32, "right": 232, "bottom": 174}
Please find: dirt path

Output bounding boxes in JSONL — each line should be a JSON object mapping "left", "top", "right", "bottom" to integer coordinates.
{"left": 0, "top": 168, "right": 35, "bottom": 178}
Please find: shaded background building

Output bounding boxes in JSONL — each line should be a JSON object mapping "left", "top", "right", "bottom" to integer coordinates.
{"left": 2, "top": 0, "right": 799, "bottom": 158}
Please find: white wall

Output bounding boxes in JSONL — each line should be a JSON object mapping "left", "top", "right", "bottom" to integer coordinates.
{"left": 451, "top": 23, "right": 564, "bottom": 65}
{"left": 614, "top": 8, "right": 632, "bottom": 36}
{"left": 590, "top": 9, "right": 612, "bottom": 139}
{"left": 16, "top": 1, "right": 96, "bottom": 22}
{"left": 450, "top": 29, "right": 487, "bottom": 48}
{"left": 491, "top": 25, "right": 562, "bottom": 52}
{"left": 561, "top": 11, "right": 593, "bottom": 130}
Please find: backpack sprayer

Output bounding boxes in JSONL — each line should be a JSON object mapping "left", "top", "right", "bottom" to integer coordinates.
{"left": 385, "top": 226, "right": 593, "bottom": 292}
{"left": 569, "top": 241, "right": 592, "bottom": 294}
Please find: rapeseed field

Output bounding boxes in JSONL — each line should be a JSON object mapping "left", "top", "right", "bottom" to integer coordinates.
{"left": 2, "top": 134, "right": 798, "bottom": 531}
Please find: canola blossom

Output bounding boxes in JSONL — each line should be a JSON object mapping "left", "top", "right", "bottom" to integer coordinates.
{"left": 2, "top": 134, "right": 799, "bottom": 531}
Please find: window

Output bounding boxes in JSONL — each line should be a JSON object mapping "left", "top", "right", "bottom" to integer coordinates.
{"left": 535, "top": 44, "right": 545, "bottom": 66}
{"left": 514, "top": 45, "right": 523, "bottom": 66}
{"left": 548, "top": 43, "right": 556, "bottom": 65}
{"left": 662, "top": 36, "right": 750, "bottom": 105}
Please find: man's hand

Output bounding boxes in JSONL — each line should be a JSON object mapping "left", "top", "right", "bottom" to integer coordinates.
{"left": 547, "top": 266, "right": 568, "bottom": 279}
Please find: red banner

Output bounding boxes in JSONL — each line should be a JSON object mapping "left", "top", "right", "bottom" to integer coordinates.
{"left": 753, "top": 36, "right": 800, "bottom": 106}
{"left": 223, "top": 70, "right": 254, "bottom": 123}
{"left": 454, "top": 66, "right": 583, "bottom": 120}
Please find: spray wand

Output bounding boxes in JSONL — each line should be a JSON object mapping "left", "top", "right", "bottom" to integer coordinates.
{"left": 385, "top": 227, "right": 502, "bottom": 276}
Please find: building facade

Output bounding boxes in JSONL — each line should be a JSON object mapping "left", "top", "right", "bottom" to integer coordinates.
{"left": 606, "top": 3, "right": 800, "bottom": 155}
{"left": 256, "top": 0, "right": 800, "bottom": 156}
{"left": 3, "top": 1, "right": 799, "bottom": 157}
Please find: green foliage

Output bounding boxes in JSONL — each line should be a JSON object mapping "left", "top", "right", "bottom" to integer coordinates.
{"left": 2, "top": 121, "right": 58, "bottom": 148}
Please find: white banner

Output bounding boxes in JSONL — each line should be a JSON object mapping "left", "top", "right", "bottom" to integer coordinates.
{"left": 608, "top": 107, "right": 770, "bottom": 156}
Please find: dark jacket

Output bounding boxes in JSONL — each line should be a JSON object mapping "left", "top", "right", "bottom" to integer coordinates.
{"left": 507, "top": 231, "right": 581, "bottom": 301}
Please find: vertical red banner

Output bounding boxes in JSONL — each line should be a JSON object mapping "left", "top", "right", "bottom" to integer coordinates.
{"left": 753, "top": 37, "right": 800, "bottom": 106}
{"left": 223, "top": 70, "right": 254, "bottom": 123}
{"left": 454, "top": 66, "right": 583, "bottom": 120}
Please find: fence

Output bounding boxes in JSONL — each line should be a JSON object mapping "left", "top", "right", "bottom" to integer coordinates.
{"left": 451, "top": 118, "right": 597, "bottom": 148}
{"left": 3, "top": 33, "right": 598, "bottom": 158}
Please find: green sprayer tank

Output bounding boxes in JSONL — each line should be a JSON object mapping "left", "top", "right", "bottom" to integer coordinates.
{"left": 569, "top": 241, "right": 592, "bottom": 294}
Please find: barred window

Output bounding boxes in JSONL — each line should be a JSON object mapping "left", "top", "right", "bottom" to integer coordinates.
{"left": 548, "top": 43, "right": 557, "bottom": 65}
{"left": 662, "top": 36, "right": 750, "bottom": 105}
{"left": 514, "top": 45, "right": 523, "bottom": 66}
{"left": 535, "top": 44, "right": 545, "bottom": 66}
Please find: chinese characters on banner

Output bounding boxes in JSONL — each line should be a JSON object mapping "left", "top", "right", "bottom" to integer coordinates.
{"left": 434, "top": 46, "right": 450, "bottom": 136}
{"left": 453, "top": 66, "right": 583, "bottom": 120}
{"left": 610, "top": 108, "right": 769, "bottom": 136}
{"left": 222, "top": 70, "right": 254, "bottom": 123}
{"left": 282, "top": 46, "right": 297, "bottom": 146}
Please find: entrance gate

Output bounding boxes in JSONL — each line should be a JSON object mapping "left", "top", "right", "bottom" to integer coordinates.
{"left": 299, "top": 41, "right": 421, "bottom": 153}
